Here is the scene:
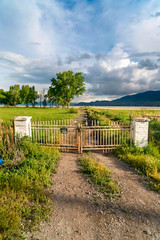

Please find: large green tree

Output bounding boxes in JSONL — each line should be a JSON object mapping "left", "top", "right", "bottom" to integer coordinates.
{"left": 30, "top": 86, "right": 39, "bottom": 107}
{"left": 48, "top": 71, "right": 85, "bottom": 107}
{"left": 0, "top": 89, "right": 7, "bottom": 105}
{"left": 20, "top": 85, "right": 39, "bottom": 107}
{"left": 20, "top": 85, "right": 30, "bottom": 107}
{"left": 8, "top": 85, "right": 21, "bottom": 106}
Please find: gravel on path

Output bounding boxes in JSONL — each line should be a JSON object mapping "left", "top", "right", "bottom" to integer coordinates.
{"left": 27, "top": 153, "right": 160, "bottom": 240}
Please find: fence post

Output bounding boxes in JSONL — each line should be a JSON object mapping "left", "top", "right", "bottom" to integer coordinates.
{"left": 131, "top": 118, "right": 150, "bottom": 147}
{"left": 14, "top": 116, "right": 32, "bottom": 139}
{"left": 77, "top": 123, "right": 83, "bottom": 153}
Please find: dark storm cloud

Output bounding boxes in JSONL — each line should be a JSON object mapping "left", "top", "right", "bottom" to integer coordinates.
{"left": 138, "top": 59, "right": 159, "bottom": 70}
{"left": 85, "top": 64, "right": 136, "bottom": 96}
{"left": 95, "top": 54, "right": 104, "bottom": 61}
{"left": 85, "top": 61, "right": 160, "bottom": 97}
{"left": 66, "top": 53, "right": 92, "bottom": 64}
{"left": 152, "top": 12, "right": 160, "bottom": 17}
{"left": 130, "top": 52, "right": 160, "bottom": 58}
{"left": 12, "top": 62, "right": 57, "bottom": 84}
{"left": 0, "top": 52, "right": 63, "bottom": 84}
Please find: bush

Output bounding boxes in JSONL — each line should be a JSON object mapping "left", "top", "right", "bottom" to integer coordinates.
{"left": 0, "top": 139, "right": 60, "bottom": 239}
{"left": 67, "top": 108, "right": 78, "bottom": 114}
{"left": 115, "top": 143, "right": 160, "bottom": 192}
{"left": 149, "top": 119, "right": 160, "bottom": 131}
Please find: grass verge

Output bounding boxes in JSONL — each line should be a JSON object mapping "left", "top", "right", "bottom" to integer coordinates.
{"left": 115, "top": 143, "right": 160, "bottom": 192}
{"left": 0, "top": 139, "right": 60, "bottom": 240}
{"left": 78, "top": 156, "right": 120, "bottom": 197}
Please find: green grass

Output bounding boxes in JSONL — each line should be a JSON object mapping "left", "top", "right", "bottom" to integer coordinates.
{"left": 115, "top": 143, "right": 160, "bottom": 192}
{"left": 149, "top": 119, "right": 160, "bottom": 146}
{"left": 0, "top": 139, "right": 60, "bottom": 240}
{"left": 0, "top": 107, "right": 78, "bottom": 123}
{"left": 78, "top": 156, "right": 120, "bottom": 197}
{"left": 86, "top": 107, "right": 160, "bottom": 125}
{"left": 86, "top": 107, "right": 160, "bottom": 147}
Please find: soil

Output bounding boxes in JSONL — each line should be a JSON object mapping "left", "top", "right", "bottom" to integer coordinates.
{"left": 27, "top": 153, "right": 160, "bottom": 240}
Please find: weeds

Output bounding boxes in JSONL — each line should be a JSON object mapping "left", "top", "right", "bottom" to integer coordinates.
{"left": 149, "top": 119, "right": 160, "bottom": 146}
{"left": 0, "top": 139, "right": 60, "bottom": 239}
{"left": 115, "top": 143, "right": 160, "bottom": 192}
{"left": 78, "top": 156, "right": 120, "bottom": 197}
{"left": 67, "top": 107, "right": 78, "bottom": 114}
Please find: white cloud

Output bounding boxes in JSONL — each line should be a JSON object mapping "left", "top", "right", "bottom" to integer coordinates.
{"left": 85, "top": 46, "right": 160, "bottom": 98}
{"left": 0, "top": 0, "right": 160, "bottom": 101}
{"left": 129, "top": 17, "right": 160, "bottom": 53}
{"left": 99, "top": 45, "right": 132, "bottom": 72}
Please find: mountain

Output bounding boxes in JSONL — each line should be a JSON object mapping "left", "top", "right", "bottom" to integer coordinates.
{"left": 74, "top": 91, "right": 160, "bottom": 106}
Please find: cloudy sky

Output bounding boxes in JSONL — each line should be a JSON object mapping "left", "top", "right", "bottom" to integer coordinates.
{"left": 0, "top": 0, "right": 160, "bottom": 102}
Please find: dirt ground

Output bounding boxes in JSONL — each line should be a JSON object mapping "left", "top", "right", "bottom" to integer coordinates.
{"left": 27, "top": 153, "right": 160, "bottom": 240}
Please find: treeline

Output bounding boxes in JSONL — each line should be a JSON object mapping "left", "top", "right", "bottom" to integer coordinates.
{"left": 0, "top": 85, "right": 40, "bottom": 107}
{"left": 0, "top": 70, "right": 85, "bottom": 107}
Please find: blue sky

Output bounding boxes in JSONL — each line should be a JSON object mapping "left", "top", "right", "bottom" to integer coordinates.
{"left": 0, "top": 0, "right": 160, "bottom": 102}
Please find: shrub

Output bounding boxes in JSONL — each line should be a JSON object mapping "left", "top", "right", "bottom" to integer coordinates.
{"left": 0, "top": 139, "right": 60, "bottom": 239}
{"left": 115, "top": 143, "right": 160, "bottom": 192}
{"left": 67, "top": 108, "right": 78, "bottom": 114}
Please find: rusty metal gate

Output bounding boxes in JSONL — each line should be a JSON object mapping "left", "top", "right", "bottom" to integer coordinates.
{"left": 31, "top": 120, "right": 130, "bottom": 153}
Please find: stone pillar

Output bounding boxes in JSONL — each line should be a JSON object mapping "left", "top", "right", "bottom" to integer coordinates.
{"left": 131, "top": 118, "right": 150, "bottom": 147}
{"left": 14, "top": 116, "right": 32, "bottom": 138}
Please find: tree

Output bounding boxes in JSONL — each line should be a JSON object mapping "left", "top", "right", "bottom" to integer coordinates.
{"left": 0, "top": 89, "right": 7, "bottom": 105}
{"left": 29, "top": 86, "right": 39, "bottom": 107}
{"left": 8, "top": 85, "right": 21, "bottom": 106}
{"left": 39, "top": 89, "right": 46, "bottom": 107}
{"left": 43, "top": 94, "right": 48, "bottom": 107}
{"left": 20, "top": 85, "right": 31, "bottom": 107}
{"left": 48, "top": 71, "right": 85, "bottom": 107}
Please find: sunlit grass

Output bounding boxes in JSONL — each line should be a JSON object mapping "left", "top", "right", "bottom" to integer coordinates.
{"left": 115, "top": 143, "right": 160, "bottom": 192}
{"left": 0, "top": 139, "right": 60, "bottom": 239}
{"left": 78, "top": 156, "right": 120, "bottom": 197}
{"left": 86, "top": 107, "right": 160, "bottom": 125}
{"left": 0, "top": 107, "right": 78, "bottom": 123}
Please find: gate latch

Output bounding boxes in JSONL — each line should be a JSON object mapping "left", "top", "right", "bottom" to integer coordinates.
{"left": 60, "top": 128, "right": 68, "bottom": 134}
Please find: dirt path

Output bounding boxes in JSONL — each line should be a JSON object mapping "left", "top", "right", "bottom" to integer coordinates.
{"left": 28, "top": 153, "right": 160, "bottom": 240}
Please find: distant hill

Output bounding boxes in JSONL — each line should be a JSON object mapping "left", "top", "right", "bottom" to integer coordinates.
{"left": 74, "top": 91, "right": 160, "bottom": 106}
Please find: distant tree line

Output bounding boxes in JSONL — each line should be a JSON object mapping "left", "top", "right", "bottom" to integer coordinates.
{"left": 0, "top": 85, "right": 39, "bottom": 107}
{"left": 0, "top": 70, "right": 85, "bottom": 107}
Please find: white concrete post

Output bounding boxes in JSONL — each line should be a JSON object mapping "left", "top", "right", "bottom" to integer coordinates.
{"left": 14, "top": 116, "right": 32, "bottom": 138}
{"left": 131, "top": 118, "right": 150, "bottom": 147}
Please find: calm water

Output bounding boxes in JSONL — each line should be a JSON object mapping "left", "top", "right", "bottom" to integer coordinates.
{"left": 87, "top": 106, "right": 160, "bottom": 110}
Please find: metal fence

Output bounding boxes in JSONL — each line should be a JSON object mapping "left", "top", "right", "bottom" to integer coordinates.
{"left": 31, "top": 120, "right": 130, "bottom": 153}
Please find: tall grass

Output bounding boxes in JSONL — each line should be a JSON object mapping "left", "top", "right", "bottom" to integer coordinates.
{"left": 86, "top": 108, "right": 160, "bottom": 148}
{"left": 115, "top": 143, "right": 160, "bottom": 192}
{"left": 0, "top": 139, "right": 60, "bottom": 240}
{"left": 78, "top": 156, "right": 120, "bottom": 197}
{"left": 149, "top": 119, "right": 160, "bottom": 146}
{"left": 87, "top": 107, "right": 160, "bottom": 125}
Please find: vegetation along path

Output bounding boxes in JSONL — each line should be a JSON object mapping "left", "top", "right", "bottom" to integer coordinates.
{"left": 28, "top": 153, "right": 160, "bottom": 240}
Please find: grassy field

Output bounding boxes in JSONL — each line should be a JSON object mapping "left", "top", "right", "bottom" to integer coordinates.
{"left": 86, "top": 107, "right": 160, "bottom": 125}
{"left": 86, "top": 107, "right": 160, "bottom": 145}
{"left": 0, "top": 107, "right": 78, "bottom": 123}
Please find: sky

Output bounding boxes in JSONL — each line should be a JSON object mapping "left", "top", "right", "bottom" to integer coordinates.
{"left": 0, "top": 0, "right": 160, "bottom": 102}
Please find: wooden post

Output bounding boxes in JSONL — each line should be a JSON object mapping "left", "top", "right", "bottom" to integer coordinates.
{"left": 77, "top": 123, "right": 82, "bottom": 154}
{"left": 80, "top": 129, "right": 83, "bottom": 153}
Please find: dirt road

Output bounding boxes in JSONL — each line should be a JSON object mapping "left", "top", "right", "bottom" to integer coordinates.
{"left": 28, "top": 153, "right": 160, "bottom": 240}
